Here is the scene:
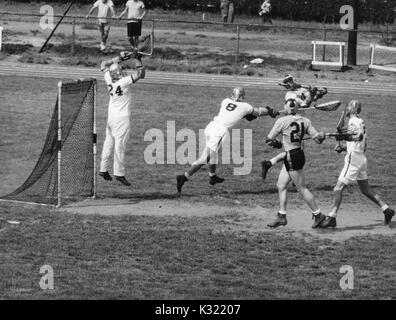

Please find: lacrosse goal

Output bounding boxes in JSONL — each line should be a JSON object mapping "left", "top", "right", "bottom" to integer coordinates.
{"left": 368, "top": 44, "right": 396, "bottom": 73}
{"left": 1, "top": 78, "right": 97, "bottom": 207}
{"left": 311, "top": 41, "right": 346, "bottom": 71}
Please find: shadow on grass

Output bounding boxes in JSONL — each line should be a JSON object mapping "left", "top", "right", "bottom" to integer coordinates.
{"left": 317, "top": 222, "right": 384, "bottom": 233}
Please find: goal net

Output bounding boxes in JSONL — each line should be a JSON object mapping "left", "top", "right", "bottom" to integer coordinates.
{"left": 1, "top": 78, "right": 97, "bottom": 207}
{"left": 368, "top": 44, "right": 396, "bottom": 73}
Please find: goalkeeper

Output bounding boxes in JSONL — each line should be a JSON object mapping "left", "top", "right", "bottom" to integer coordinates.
{"left": 261, "top": 74, "right": 328, "bottom": 180}
{"left": 99, "top": 51, "right": 145, "bottom": 186}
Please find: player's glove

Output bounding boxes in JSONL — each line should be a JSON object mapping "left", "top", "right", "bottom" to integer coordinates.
{"left": 315, "top": 132, "right": 326, "bottom": 144}
{"left": 119, "top": 51, "right": 133, "bottom": 61}
{"left": 266, "top": 139, "right": 283, "bottom": 149}
{"left": 335, "top": 145, "right": 347, "bottom": 153}
{"left": 265, "top": 106, "right": 279, "bottom": 118}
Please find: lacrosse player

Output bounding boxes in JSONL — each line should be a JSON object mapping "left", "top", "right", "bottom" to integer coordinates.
{"left": 99, "top": 51, "right": 145, "bottom": 186}
{"left": 320, "top": 100, "right": 395, "bottom": 228}
{"left": 176, "top": 87, "right": 278, "bottom": 193}
{"left": 259, "top": 0, "right": 272, "bottom": 24}
{"left": 261, "top": 74, "right": 328, "bottom": 180}
{"left": 86, "top": 0, "right": 116, "bottom": 52}
{"left": 265, "top": 99, "right": 327, "bottom": 228}
{"left": 118, "top": 0, "right": 146, "bottom": 50}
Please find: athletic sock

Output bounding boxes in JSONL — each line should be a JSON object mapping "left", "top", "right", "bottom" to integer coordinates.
{"left": 278, "top": 210, "right": 287, "bottom": 216}
{"left": 381, "top": 204, "right": 389, "bottom": 212}
{"left": 312, "top": 209, "right": 321, "bottom": 216}
{"left": 328, "top": 211, "right": 337, "bottom": 218}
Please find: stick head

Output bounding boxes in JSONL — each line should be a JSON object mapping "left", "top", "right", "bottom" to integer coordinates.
{"left": 315, "top": 100, "right": 342, "bottom": 112}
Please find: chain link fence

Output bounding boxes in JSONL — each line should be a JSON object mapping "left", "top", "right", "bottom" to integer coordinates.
{"left": 0, "top": 12, "right": 395, "bottom": 73}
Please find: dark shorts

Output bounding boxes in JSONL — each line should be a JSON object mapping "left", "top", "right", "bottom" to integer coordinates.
{"left": 127, "top": 20, "right": 142, "bottom": 37}
{"left": 284, "top": 148, "right": 305, "bottom": 172}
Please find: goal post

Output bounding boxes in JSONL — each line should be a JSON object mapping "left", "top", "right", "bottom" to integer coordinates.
{"left": 368, "top": 44, "right": 396, "bottom": 73}
{"left": 311, "top": 41, "right": 346, "bottom": 71}
{"left": 1, "top": 78, "right": 97, "bottom": 207}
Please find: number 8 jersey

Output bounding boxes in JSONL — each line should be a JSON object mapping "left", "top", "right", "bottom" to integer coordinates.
{"left": 104, "top": 71, "right": 135, "bottom": 119}
{"left": 213, "top": 98, "right": 254, "bottom": 130}
{"left": 268, "top": 115, "right": 319, "bottom": 151}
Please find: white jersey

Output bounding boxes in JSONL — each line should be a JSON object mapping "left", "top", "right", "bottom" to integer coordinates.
{"left": 268, "top": 115, "right": 318, "bottom": 152}
{"left": 213, "top": 98, "right": 254, "bottom": 130}
{"left": 93, "top": 0, "right": 114, "bottom": 23}
{"left": 104, "top": 71, "right": 135, "bottom": 119}
{"left": 284, "top": 86, "right": 313, "bottom": 108}
{"left": 346, "top": 116, "right": 367, "bottom": 154}
{"left": 126, "top": 0, "right": 145, "bottom": 20}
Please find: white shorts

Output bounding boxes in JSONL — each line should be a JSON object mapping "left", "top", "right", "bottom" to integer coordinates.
{"left": 204, "top": 121, "right": 228, "bottom": 152}
{"left": 339, "top": 152, "right": 368, "bottom": 184}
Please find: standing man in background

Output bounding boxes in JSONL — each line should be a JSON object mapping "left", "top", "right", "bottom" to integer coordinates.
{"left": 118, "top": 0, "right": 146, "bottom": 50}
{"left": 86, "top": 0, "right": 116, "bottom": 52}
{"left": 259, "top": 0, "right": 273, "bottom": 24}
{"left": 220, "top": 0, "right": 235, "bottom": 24}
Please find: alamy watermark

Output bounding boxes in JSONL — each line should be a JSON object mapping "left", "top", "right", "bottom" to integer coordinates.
{"left": 339, "top": 265, "right": 354, "bottom": 290}
{"left": 39, "top": 265, "right": 54, "bottom": 290}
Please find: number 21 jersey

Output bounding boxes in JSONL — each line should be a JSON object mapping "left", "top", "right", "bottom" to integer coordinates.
{"left": 268, "top": 115, "right": 318, "bottom": 151}
{"left": 213, "top": 98, "right": 254, "bottom": 130}
{"left": 104, "top": 72, "right": 134, "bottom": 119}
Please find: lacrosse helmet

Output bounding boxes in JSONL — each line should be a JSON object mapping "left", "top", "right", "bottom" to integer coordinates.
{"left": 109, "top": 63, "right": 123, "bottom": 82}
{"left": 280, "top": 74, "right": 297, "bottom": 90}
{"left": 283, "top": 99, "right": 299, "bottom": 115}
{"left": 346, "top": 100, "right": 362, "bottom": 116}
{"left": 231, "top": 87, "right": 245, "bottom": 101}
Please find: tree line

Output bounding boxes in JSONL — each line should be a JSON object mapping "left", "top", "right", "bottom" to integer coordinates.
{"left": 8, "top": 0, "right": 396, "bottom": 23}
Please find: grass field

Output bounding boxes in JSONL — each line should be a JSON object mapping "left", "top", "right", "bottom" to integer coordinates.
{"left": 0, "top": 75, "right": 395, "bottom": 299}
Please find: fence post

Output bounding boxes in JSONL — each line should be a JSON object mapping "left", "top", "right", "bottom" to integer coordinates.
{"left": 235, "top": 24, "right": 240, "bottom": 65}
{"left": 322, "top": 27, "right": 327, "bottom": 62}
{"left": 71, "top": 16, "right": 76, "bottom": 55}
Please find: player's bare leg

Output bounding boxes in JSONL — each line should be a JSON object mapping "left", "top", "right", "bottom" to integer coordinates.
{"left": 322, "top": 180, "right": 346, "bottom": 228}
{"left": 261, "top": 152, "right": 286, "bottom": 180}
{"left": 208, "top": 163, "right": 225, "bottom": 186}
{"left": 358, "top": 179, "right": 395, "bottom": 225}
{"left": 288, "top": 169, "right": 325, "bottom": 228}
{"left": 268, "top": 166, "right": 290, "bottom": 228}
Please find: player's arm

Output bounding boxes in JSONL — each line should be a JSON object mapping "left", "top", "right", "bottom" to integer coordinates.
{"left": 245, "top": 106, "right": 278, "bottom": 121}
{"left": 118, "top": 5, "right": 128, "bottom": 19}
{"left": 131, "top": 58, "right": 145, "bottom": 83}
{"left": 100, "top": 51, "right": 134, "bottom": 71}
{"left": 266, "top": 120, "right": 283, "bottom": 149}
{"left": 349, "top": 123, "right": 364, "bottom": 141}
{"left": 140, "top": 4, "right": 147, "bottom": 19}
{"left": 306, "top": 119, "right": 326, "bottom": 144}
{"left": 110, "top": 3, "right": 116, "bottom": 18}
{"left": 86, "top": 5, "right": 97, "bottom": 18}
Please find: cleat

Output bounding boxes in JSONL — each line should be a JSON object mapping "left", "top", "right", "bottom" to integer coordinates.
{"left": 99, "top": 171, "right": 112, "bottom": 181}
{"left": 114, "top": 176, "right": 131, "bottom": 186}
{"left": 261, "top": 160, "right": 272, "bottom": 180}
{"left": 209, "top": 175, "right": 225, "bottom": 186}
{"left": 312, "top": 212, "right": 326, "bottom": 229}
{"left": 176, "top": 175, "right": 188, "bottom": 193}
{"left": 320, "top": 216, "right": 337, "bottom": 228}
{"left": 267, "top": 212, "right": 287, "bottom": 228}
{"left": 383, "top": 208, "right": 395, "bottom": 225}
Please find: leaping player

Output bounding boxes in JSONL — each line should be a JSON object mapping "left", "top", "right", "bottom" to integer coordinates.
{"left": 320, "top": 100, "right": 395, "bottom": 228}
{"left": 265, "top": 99, "right": 327, "bottom": 228}
{"left": 261, "top": 74, "right": 328, "bottom": 180}
{"left": 176, "top": 87, "right": 278, "bottom": 194}
{"left": 99, "top": 51, "right": 145, "bottom": 186}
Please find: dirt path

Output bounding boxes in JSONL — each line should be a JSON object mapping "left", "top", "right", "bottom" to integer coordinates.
{"left": 64, "top": 198, "right": 395, "bottom": 242}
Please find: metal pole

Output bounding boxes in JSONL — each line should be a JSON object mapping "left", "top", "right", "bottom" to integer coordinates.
{"left": 56, "top": 82, "right": 62, "bottom": 208}
{"left": 92, "top": 79, "right": 97, "bottom": 199}
{"left": 71, "top": 16, "right": 76, "bottom": 55}
{"left": 235, "top": 25, "right": 240, "bottom": 65}
{"left": 322, "top": 28, "right": 327, "bottom": 61}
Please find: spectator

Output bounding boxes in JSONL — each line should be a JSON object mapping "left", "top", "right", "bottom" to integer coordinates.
{"left": 118, "top": 0, "right": 146, "bottom": 50}
{"left": 220, "top": 0, "right": 235, "bottom": 24}
{"left": 259, "top": 0, "right": 273, "bottom": 25}
{"left": 86, "top": 0, "right": 116, "bottom": 52}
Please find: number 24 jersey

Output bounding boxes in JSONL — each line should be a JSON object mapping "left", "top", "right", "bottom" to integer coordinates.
{"left": 104, "top": 71, "right": 135, "bottom": 119}
{"left": 268, "top": 115, "right": 319, "bottom": 151}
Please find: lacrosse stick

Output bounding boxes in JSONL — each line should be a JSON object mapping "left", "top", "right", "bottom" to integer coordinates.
{"left": 302, "top": 132, "right": 354, "bottom": 141}
{"left": 279, "top": 100, "right": 341, "bottom": 115}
